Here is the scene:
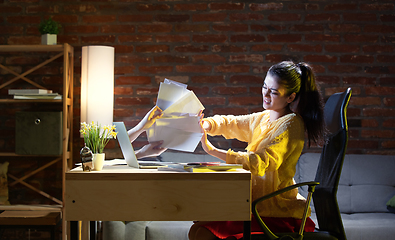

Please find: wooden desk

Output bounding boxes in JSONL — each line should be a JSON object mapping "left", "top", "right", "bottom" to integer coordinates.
{"left": 65, "top": 165, "right": 251, "bottom": 238}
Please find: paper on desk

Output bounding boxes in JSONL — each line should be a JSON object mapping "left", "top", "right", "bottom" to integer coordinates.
{"left": 148, "top": 79, "right": 204, "bottom": 152}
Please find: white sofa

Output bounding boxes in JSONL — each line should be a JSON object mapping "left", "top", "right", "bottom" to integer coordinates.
{"left": 103, "top": 152, "right": 395, "bottom": 240}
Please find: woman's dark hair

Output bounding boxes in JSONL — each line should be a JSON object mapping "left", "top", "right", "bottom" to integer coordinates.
{"left": 268, "top": 61, "right": 326, "bottom": 146}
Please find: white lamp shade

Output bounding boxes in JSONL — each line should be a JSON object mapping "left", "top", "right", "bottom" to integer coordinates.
{"left": 81, "top": 46, "right": 114, "bottom": 127}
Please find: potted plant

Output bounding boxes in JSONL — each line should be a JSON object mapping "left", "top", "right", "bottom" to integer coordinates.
{"left": 39, "top": 17, "right": 61, "bottom": 45}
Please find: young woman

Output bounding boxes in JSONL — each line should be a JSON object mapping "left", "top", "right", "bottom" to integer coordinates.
{"left": 189, "top": 61, "right": 326, "bottom": 240}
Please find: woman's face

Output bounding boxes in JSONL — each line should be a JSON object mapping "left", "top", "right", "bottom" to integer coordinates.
{"left": 262, "top": 73, "right": 294, "bottom": 111}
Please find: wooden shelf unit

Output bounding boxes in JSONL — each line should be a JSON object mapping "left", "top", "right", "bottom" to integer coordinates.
{"left": 0, "top": 44, "right": 74, "bottom": 240}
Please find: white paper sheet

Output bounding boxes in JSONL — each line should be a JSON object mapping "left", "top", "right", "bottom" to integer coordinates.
{"left": 147, "top": 79, "right": 205, "bottom": 152}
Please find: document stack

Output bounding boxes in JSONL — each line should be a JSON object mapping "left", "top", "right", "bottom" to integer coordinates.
{"left": 147, "top": 79, "right": 204, "bottom": 152}
{"left": 8, "top": 89, "right": 62, "bottom": 100}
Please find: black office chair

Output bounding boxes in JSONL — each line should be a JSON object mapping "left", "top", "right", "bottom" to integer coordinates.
{"left": 248, "top": 88, "right": 352, "bottom": 240}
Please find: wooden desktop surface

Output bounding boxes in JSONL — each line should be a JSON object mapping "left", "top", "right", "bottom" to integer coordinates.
{"left": 65, "top": 165, "right": 251, "bottom": 222}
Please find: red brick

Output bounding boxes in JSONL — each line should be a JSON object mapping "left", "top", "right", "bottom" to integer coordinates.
{"left": 174, "top": 3, "right": 207, "bottom": 11}
{"left": 214, "top": 65, "right": 250, "bottom": 73}
{"left": 350, "top": 97, "right": 381, "bottom": 106}
{"left": 324, "top": 3, "right": 358, "bottom": 11}
{"left": 200, "top": 97, "right": 226, "bottom": 106}
{"left": 114, "top": 45, "right": 135, "bottom": 54}
{"left": 382, "top": 141, "right": 395, "bottom": 149}
{"left": 212, "top": 86, "right": 248, "bottom": 95}
{"left": 64, "top": 25, "right": 99, "bottom": 34}
{"left": 365, "top": 87, "right": 395, "bottom": 95}
{"left": 192, "top": 54, "right": 226, "bottom": 63}
{"left": 329, "top": 24, "right": 360, "bottom": 33}
{"left": 361, "top": 119, "right": 379, "bottom": 128}
{"left": 251, "top": 24, "right": 287, "bottom": 32}
{"left": 0, "top": 5, "right": 23, "bottom": 13}
{"left": 119, "top": 14, "right": 153, "bottom": 22}
{"left": 382, "top": 35, "right": 395, "bottom": 43}
{"left": 325, "top": 44, "right": 360, "bottom": 53}
{"left": 229, "top": 13, "right": 264, "bottom": 21}
{"left": 305, "top": 14, "right": 340, "bottom": 22}
{"left": 135, "top": 4, "right": 170, "bottom": 11}
{"left": 212, "top": 107, "right": 249, "bottom": 116}
{"left": 288, "top": 44, "right": 322, "bottom": 52}
{"left": 138, "top": 24, "right": 172, "bottom": 33}
{"left": 360, "top": 3, "right": 394, "bottom": 11}
{"left": 209, "top": 3, "right": 244, "bottom": 11}
{"left": 115, "top": 66, "right": 135, "bottom": 75}
{"left": 156, "top": 35, "right": 190, "bottom": 42}
{"left": 63, "top": 4, "right": 96, "bottom": 13}
{"left": 383, "top": 119, "right": 395, "bottom": 127}
{"left": 213, "top": 44, "right": 246, "bottom": 53}
{"left": 193, "top": 34, "right": 227, "bottom": 43}
{"left": 135, "top": 45, "right": 169, "bottom": 53}
{"left": 139, "top": 66, "right": 173, "bottom": 74}
{"left": 288, "top": 3, "right": 319, "bottom": 11}
{"left": 363, "top": 45, "right": 395, "bottom": 53}
{"left": 380, "top": 14, "right": 395, "bottom": 22}
{"left": 229, "top": 96, "right": 262, "bottom": 106}
{"left": 344, "top": 34, "right": 378, "bottom": 43}
{"left": 115, "top": 97, "right": 151, "bottom": 106}
{"left": 229, "top": 54, "right": 263, "bottom": 63}
{"left": 230, "top": 75, "right": 263, "bottom": 84}
{"left": 343, "top": 13, "right": 377, "bottom": 22}
{"left": 348, "top": 140, "right": 379, "bottom": 149}
{"left": 361, "top": 129, "right": 395, "bottom": 138}
{"left": 7, "top": 16, "right": 41, "bottom": 24}
{"left": 251, "top": 44, "right": 283, "bottom": 52}
{"left": 304, "top": 55, "right": 337, "bottom": 63}
{"left": 26, "top": 5, "right": 58, "bottom": 13}
{"left": 365, "top": 66, "right": 391, "bottom": 74}
{"left": 101, "top": 25, "right": 135, "bottom": 33}
{"left": 155, "top": 76, "right": 189, "bottom": 84}
{"left": 0, "top": 26, "right": 23, "bottom": 35}
{"left": 188, "top": 86, "right": 210, "bottom": 95}
{"left": 175, "top": 45, "right": 209, "bottom": 53}
{"left": 136, "top": 87, "right": 158, "bottom": 96}
{"left": 191, "top": 76, "right": 226, "bottom": 84}
{"left": 118, "top": 35, "right": 153, "bottom": 43}
{"left": 267, "top": 34, "right": 301, "bottom": 42}
{"left": 384, "top": 98, "right": 395, "bottom": 107}
{"left": 316, "top": 76, "right": 341, "bottom": 85}
{"left": 81, "top": 35, "right": 116, "bottom": 44}
{"left": 175, "top": 24, "right": 210, "bottom": 32}
{"left": 364, "top": 25, "right": 395, "bottom": 33}
{"left": 213, "top": 24, "right": 248, "bottom": 32}
{"left": 82, "top": 15, "right": 116, "bottom": 23}
{"left": 250, "top": 3, "right": 283, "bottom": 11}
{"left": 268, "top": 13, "right": 300, "bottom": 21}
{"left": 154, "top": 55, "right": 189, "bottom": 64}
{"left": 156, "top": 14, "right": 189, "bottom": 22}
{"left": 265, "top": 54, "right": 283, "bottom": 63}
{"left": 377, "top": 55, "right": 395, "bottom": 63}
{"left": 7, "top": 36, "right": 40, "bottom": 45}
{"left": 291, "top": 24, "right": 325, "bottom": 32}
{"left": 192, "top": 13, "right": 227, "bottom": 22}
{"left": 340, "top": 55, "right": 374, "bottom": 63}
{"left": 176, "top": 65, "right": 211, "bottom": 73}
{"left": 114, "top": 86, "right": 133, "bottom": 95}
{"left": 116, "top": 76, "right": 151, "bottom": 85}
{"left": 343, "top": 76, "right": 376, "bottom": 85}
{"left": 305, "top": 34, "right": 340, "bottom": 42}
{"left": 380, "top": 77, "right": 395, "bottom": 85}
{"left": 328, "top": 65, "right": 361, "bottom": 73}
{"left": 363, "top": 108, "right": 395, "bottom": 117}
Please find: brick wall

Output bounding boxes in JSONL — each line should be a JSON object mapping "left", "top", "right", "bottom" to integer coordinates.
{"left": 1, "top": 0, "right": 395, "bottom": 166}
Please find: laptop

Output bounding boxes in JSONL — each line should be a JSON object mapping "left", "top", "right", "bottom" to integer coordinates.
{"left": 113, "top": 122, "right": 167, "bottom": 169}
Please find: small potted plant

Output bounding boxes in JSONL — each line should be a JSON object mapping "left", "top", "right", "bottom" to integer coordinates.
{"left": 39, "top": 17, "right": 61, "bottom": 45}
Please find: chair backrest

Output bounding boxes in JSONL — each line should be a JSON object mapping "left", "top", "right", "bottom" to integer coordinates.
{"left": 313, "top": 88, "right": 351, "bottom": 240}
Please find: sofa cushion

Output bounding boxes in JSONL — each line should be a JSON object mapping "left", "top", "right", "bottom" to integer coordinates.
{"left": 146, "top": 221, "right": 193, "bottom": 240}
{"left": 296, "top": 153, "right": 395, "bottom": 214}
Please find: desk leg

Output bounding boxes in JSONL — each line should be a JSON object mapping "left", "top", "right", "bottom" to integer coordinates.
{"left": 90, "top": 221, "right": 96, "bottom": 240}
{"left": 243, "top": 221, "right": 251, "bottom": 240}
{"left": 70, "top": 221, "right": 78, "bottom": 240}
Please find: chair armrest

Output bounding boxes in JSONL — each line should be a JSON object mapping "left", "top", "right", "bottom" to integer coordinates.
{"left": 252, "top": 181, "right": 319, "bottom": 240}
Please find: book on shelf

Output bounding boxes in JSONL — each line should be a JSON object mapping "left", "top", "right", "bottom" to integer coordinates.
{"left": 8, "top": 89, "right": 53, "bottom": 95}
{"left": 13, "top": 94, "right": 62, "bottom": 100}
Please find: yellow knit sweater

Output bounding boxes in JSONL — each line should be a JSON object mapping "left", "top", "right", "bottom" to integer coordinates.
{"left": 204, "top": 111, "right": 310, "bottom": 219}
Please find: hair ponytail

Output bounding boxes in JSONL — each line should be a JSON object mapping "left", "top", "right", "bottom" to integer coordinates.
{"left": 268, "top": 61, "right": 326, "bottom": 146}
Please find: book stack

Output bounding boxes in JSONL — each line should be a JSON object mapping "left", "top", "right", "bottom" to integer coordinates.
{"left": 8, "top": 89, "right": 62, "bottom": 100}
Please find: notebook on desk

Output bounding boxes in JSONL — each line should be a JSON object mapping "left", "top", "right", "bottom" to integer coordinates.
{"left": 113, "top": 122, "right": 167, "bottom": 169}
